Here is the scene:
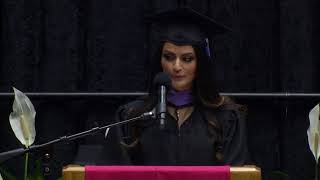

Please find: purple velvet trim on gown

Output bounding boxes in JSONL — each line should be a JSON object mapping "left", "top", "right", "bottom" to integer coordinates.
{"left": 167, "top": 89, "right": 194, "bottom": 107}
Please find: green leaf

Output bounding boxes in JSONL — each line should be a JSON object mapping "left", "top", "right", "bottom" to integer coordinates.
{"left": 28, "top": 160, "right": 44, "bottom": 180}
{"left": 269, "top": 170, "right": 291, "bottom": 180}
{"left": 0, "top": 167, "right": 16, "bottom": 180}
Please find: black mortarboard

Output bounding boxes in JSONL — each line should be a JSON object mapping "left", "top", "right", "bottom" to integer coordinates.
{"left": 146, "top": 7, "right": 231, "bottom": 46}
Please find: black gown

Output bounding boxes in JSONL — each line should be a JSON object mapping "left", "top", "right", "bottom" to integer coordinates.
{"left": 116, "top": 99, "right": 249, "bottom": 166}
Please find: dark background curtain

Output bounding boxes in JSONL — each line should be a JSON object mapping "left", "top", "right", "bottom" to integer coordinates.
{"left": 0, "top": 0, "right": 319, "bottom": 179}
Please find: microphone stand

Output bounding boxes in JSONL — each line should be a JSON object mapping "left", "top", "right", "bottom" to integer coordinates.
{"left": 0, "top": 111, "right": 155, "bottom": 164}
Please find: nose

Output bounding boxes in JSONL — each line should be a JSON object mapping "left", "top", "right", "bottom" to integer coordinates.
{"left": 173, "top": 59, "right": 182, "bottom": 72}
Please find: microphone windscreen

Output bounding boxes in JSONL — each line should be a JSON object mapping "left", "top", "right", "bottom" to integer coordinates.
{"left": 153, "top": 72, "right": 171, "bottom": 88}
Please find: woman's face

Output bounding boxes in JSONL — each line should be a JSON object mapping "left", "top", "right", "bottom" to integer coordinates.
{"left": 161, "top": 42, "right": 197, "bottom": 91}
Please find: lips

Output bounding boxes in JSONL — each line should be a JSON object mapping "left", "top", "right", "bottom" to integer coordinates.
{"left": 172, "top": 75, "right": 185, "bottom": 81}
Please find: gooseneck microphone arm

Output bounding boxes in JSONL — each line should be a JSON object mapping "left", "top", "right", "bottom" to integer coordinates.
{"left": 0, "top": 111, "right": 154, "bottom": 164}
{"left": 0, "top": 72, "right": 171, "bottom": 163}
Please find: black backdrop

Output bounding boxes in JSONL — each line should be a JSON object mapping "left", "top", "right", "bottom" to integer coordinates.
{"left": 0, "top": 0, "right": 319, "bottom": 179}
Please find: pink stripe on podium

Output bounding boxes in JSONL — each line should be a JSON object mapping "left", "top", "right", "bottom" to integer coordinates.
{"left": 85, "top": 166, "right": 230, "bottom": 180}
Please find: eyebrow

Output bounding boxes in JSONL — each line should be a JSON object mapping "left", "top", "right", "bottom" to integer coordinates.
{"left": 162, "top": 50, "right": 175, "bottom": 54}
{"left": 181, "top": 53, "right": 195, "bottom": 56}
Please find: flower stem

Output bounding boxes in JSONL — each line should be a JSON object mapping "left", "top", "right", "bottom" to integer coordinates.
{"left": 316, "top": 161, "right": 318, "bottom": 180}
{"left": 24, "top": 152, "right": 29, "bottom": 180}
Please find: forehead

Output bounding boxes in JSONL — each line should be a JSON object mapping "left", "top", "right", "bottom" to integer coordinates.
{"left": 162, "top": 42, "right": 195, "bottom": 54}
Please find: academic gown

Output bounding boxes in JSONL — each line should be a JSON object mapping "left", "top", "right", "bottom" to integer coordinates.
{"left": 116, "top": 100, "right": 249, "bottom": 166}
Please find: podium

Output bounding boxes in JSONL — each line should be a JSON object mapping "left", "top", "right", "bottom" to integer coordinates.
{"left": 62, "top": 165, "right": 261, "bottom": 180}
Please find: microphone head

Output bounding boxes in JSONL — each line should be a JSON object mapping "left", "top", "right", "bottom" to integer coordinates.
{"left": 153, "top": 72, "right": 171, "bottom": 88}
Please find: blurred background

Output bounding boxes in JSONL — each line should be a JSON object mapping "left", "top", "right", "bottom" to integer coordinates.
{"left": 0, "top": 0, "right": 319, "bottom": 179}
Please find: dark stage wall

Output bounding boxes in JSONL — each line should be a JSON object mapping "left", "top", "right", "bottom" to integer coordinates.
{"left": 0, "top": 0, "right": 319, "bottom": 179}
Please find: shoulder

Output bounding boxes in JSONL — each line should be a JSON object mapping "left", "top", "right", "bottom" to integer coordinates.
{"left": 117, "top": 98, "right": 147, "bottom": 120}
{"left": 216, "top": 96, "right": 247, "bottom": 121}
{"left": 201, "top": 96, "right": 247, "bottom": 116}
{"left": 219, "top": 96, "right": 247, "bottom": 111}
{"left": 119, "top": 99, "right": 146, "bottom": 111}
{"left": 201, "top": 96, "right": 247, "bottom": 128}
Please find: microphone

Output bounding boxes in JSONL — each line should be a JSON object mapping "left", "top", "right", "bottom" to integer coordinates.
{"left": 153, "top": 72, "right": 171, "bottom": 129}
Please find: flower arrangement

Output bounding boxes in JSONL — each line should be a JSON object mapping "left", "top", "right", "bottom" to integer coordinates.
{"left": 307, "top": 103, "right": 320, "bottom": 180}
{"left": 0, "top": 88, "right": 55, "bottom": 180}
{"left": 9, "top": 87, "right": 36, "bottom": 180}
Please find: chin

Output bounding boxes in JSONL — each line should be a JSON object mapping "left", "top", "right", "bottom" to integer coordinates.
{"left": 172, "top": 86, "right": 189, "bottom": 91}
{"left": 172, "top": 82, "right": 192, "bottom": 91}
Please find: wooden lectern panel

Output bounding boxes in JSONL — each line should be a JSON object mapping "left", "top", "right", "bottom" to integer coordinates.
{"left": 63, "top": 165, "right": 261, "bottom": 180}
{"left": 230, "top": 166, "right": 261, "bottom": 180}
{"left": 63, "top": 165, "right": 85, "bottom": 180}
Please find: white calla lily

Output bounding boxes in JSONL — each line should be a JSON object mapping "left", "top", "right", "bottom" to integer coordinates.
{"left": 9, "top": 87, "right": 36, "bottom": 147}
{"left": 307, "top": 103, "right": 320, "bottom": 163}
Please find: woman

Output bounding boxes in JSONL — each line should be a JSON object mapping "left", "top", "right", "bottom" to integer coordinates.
{"left": 116, "top": 7, "right": 249, "bottom": 166}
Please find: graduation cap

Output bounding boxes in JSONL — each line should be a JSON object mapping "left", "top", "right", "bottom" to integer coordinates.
{"left": 146, "top": 7, "right": 231, "bottom": 46}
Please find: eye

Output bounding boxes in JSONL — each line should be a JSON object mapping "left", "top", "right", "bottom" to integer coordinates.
{"left": 182, "top": 56, "right": 195, "bottom": 63}
{"left": 162, "top": 53, "right": 176, "bottom": 61}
